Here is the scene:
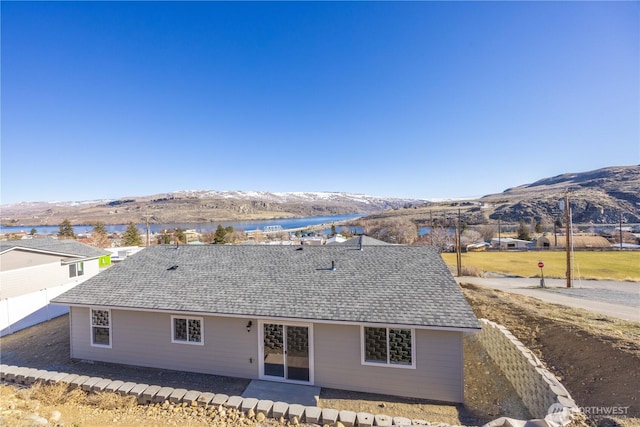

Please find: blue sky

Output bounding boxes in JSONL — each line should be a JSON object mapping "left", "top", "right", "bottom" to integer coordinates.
{"left": 1, "top": 1, "right": 638, "bottom": 205}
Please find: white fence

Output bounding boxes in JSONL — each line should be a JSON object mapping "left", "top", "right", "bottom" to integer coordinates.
{"left": 0, "top": 283, "right": 75, "bottom": 337}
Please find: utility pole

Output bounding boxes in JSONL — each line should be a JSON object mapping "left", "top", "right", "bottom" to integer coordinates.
{"left": 497, "top": 213, "right": 502, "bottom": 251}
{"left": 564, "top": 193, "right": 572, "bottom": 288}
{"left": 619, "top": 212, "right": 623, "bottom": 250}
{"left": 429, "top": 210, "right": 433, "bottom": 246}
{"left": 144, "top": 215, "right": 151, "bottom": 247}
{"left": 456, "top": 209, "right": 462, "bottom": 277}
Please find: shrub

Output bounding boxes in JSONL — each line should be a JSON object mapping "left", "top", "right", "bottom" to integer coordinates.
{"left": 461, "top": 265, "right": 484, "bottom": 277}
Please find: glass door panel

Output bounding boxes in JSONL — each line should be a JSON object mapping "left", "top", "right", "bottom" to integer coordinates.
{"left": 286, "top": 326, "right": 309, "bottom": 382}
{"left": 263, "top": 324, "right": 284, "bottom": 378}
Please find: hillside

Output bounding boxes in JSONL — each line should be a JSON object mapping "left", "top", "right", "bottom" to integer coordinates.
{"left": 0, "top": 191, "right": 422, "bottom": 227}
{"left": 1, "top": 166, "right": 638, "bottom": 228}
{"left": 365, "top": 165, "right": 640, "bottom": 225}
{"left": 481, "top": 165, "right": 640, "bottom": 224}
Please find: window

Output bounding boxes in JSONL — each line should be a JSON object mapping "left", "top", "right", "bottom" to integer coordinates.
{"left": 362, "top": 327, "right": 414, "bottom": 368}
{"left": 69, "top": 262, "right": 84, "bottom": 278}
{"left": 91, "top": 309, "right": 111, "bottom": 347}
{"left": 172, "top": 316, "right": 203, "bottom": 345}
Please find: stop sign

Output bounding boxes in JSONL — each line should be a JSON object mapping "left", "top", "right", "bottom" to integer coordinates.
{"left": 538, "top": 261, "right": 544, "bottom": 268}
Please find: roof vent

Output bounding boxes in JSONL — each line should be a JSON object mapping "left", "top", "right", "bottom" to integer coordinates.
{"left": 167, "top": 265, "right": 179, "bottom": 271}
{"left": 296, "top": 246, "right": 303, "bottom": 251}
{"left": 359, "top": 235, "right": 363, "bottom": 251}
{"left": 331, "top": 260, "right": 336, "bottom": 271}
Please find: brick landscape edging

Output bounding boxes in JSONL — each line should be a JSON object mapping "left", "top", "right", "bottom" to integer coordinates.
{"left": 477, "top": 318, "right": 581, "bottom": 427}
{"left": 0, "top": 364, "right": 459, "bottom": 426}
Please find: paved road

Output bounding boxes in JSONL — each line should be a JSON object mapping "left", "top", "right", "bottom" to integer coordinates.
{"left": 456, "top": 276, "right": 640, "bottom": 322}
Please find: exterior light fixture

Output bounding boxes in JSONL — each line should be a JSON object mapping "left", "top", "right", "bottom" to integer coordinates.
{"left": 246, "top": 320, "right": 253, "bottom": 332}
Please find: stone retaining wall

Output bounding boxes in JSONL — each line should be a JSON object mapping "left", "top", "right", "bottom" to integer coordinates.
{"left": 477, "top": 318, "right": 580, "bottom": 427}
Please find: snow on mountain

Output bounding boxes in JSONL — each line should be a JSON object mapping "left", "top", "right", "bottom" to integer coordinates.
{"left": 163, "top": 190, "right": 422, "bottom": 205}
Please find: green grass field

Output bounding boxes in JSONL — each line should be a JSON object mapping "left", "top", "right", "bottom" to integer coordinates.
{"left": 441, "top": 251, "right": 640, "bottom": 281}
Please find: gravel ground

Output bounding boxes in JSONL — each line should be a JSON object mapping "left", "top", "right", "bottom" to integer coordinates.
{"left": 540, "top": 287, "right": 640, "bottom": 307}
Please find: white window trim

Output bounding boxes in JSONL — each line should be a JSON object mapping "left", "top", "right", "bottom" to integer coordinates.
{"left": 171, "top": 315, "right": 204, "bottom": 346}
{"left": 90, "top": 308, "right": 112, "bottom": 348}
{"left": 360, "top": 326, "right": 416, "bottom": 369}
{"left": 69, "top": 261, "right": 85, "bottom": 278}
{"left": 257, "top": 319, "right": 315, "bottom": 385}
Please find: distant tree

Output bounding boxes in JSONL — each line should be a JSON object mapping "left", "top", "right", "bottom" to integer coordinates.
{"left": 339, "top": 226, "right": 353, "bottom": 238}
{"left": 555, "top": 218, "right": 563, "bottom": 228}
{"left": 418, "top": 224, "right": 454, "bottom": 253}
{"left": 329, "top": 224, "right": 337, "bottom": 237}
{"left": 174, "top": 228, "right": 186, "bottom": 245}
{"left": 93, "top": 221, "right": 108, "bottom": 235}
{"left": 535, "top": 221, "right": 543, "bottom": 234}
{"left": 214, "top": 224, "right": 227, "bottom": 244}
{"left": 225, "top": 227, "right": 246, "bottom": 243}
{"left": 201, "top": 230, "right": 215, "bottom": 244}
{"left": 477, "top": 224, "right": 496, "bottom": 242}
{"left": 460, "top": 229, "right": 483, "bottom": 247}
{"left": 517, "top": 220, "right": 531, "bottom": 241}
{"left": 88, "top": 221, "right": 110, "bottom": 248}
{"left": 122, "top": 222, "right": 143, "bottom": 246}
{"left": 252, "top": 229, "right": 265, "bottom": 243}
{"left": 158, "top": 231, "right": 171, "bottom": 245}
{"left": 367, "top": 218, "right": 418, "bottom": 244}
{"left": 58, "top": 219, "right": 76, "bottom": 239}
{"left": 29, "top": 228, "right": 37, "bottom": 236}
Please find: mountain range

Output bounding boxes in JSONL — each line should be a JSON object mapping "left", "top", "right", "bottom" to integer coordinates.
{"left": 1, "top": 165, "right": 638, "bottom": 227}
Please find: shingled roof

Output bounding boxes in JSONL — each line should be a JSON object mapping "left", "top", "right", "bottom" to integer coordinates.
{"left": 0, "top": 238, "right": 109, "bottom": 259}
{"left": 53, "top": 245, "right": 480, "bottom": 330}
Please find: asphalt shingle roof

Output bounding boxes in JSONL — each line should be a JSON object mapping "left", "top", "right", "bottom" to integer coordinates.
{"left": 52, "top": 245, "right": 480, "bottom": 330}
{"left": 0, "top": 238, "right": 109, "bottom": 259}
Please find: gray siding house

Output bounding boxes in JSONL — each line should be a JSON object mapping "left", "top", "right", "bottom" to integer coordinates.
{"left": 52, "top": 245, "right": 480, "bottom": 402}
{"left": 1, "top": 239, "right": 110, "bottom": 336}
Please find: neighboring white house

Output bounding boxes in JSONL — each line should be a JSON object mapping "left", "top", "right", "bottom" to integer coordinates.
{"left": 53, "top": 245, "right": 480, "bottom": 403}
{"left": 0, "top": 239, "right": 110, "bottom": 336}
{"left": 325, "top": 234, "right": 347, "bottom": 244}
{"left": 103, "top": 246, "right": 144, "bottom": 263}
{"left": 490, "top": 237, "right": 531, "bottom": 250}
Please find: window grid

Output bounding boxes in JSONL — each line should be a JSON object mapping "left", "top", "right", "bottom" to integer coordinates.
{"left": 172, "top": 316, "right": 203, "bottom": 345}
{"left": 90, "top": 309, "right": 111, "bottom": 347}
{"left": 363, "top": 327, "right": 414, "bottom": 368}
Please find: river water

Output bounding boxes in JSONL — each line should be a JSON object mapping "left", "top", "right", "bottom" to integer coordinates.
{"left": 0, "top": 213, "right": 363, "bottom": 235}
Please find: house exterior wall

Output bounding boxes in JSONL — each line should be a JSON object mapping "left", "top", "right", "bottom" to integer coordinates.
{"left": 70, "top": 308, "right": 259, "bottom": 379}
{"left": 0, "top": 250, "right": 64, "bottom": 271}
{"left": 313, "top": 323, "right": 464, "bottom": 402}
{"left": 0, "top": 259, "right": 102, "bottom": 336}
{"left": 69, "top": 308, "right": 465, "bottom": 402}
{"left": 0, "top": 259, "right": 101, "bottom": 299}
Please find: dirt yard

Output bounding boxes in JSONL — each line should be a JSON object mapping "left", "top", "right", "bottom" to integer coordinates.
{"left": 1, "top": 283, "right": 638, "bottom": 427}
{"left": 460, "top": 283, "right": 640, "bottom": 427}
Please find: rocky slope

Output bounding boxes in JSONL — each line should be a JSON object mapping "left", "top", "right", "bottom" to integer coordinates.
{"left": 481, "top": 165, "right": 640, "bottom": 224}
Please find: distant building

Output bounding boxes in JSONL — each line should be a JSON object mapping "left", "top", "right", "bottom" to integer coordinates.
{"left": 536, "top": 235, "right": 611, "bottom": 249}
{"left": 490, "top": 237, "right": 530, "bottom": 250}
{"left": 325, "top": 234, "right": 347, "bottom": 244}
